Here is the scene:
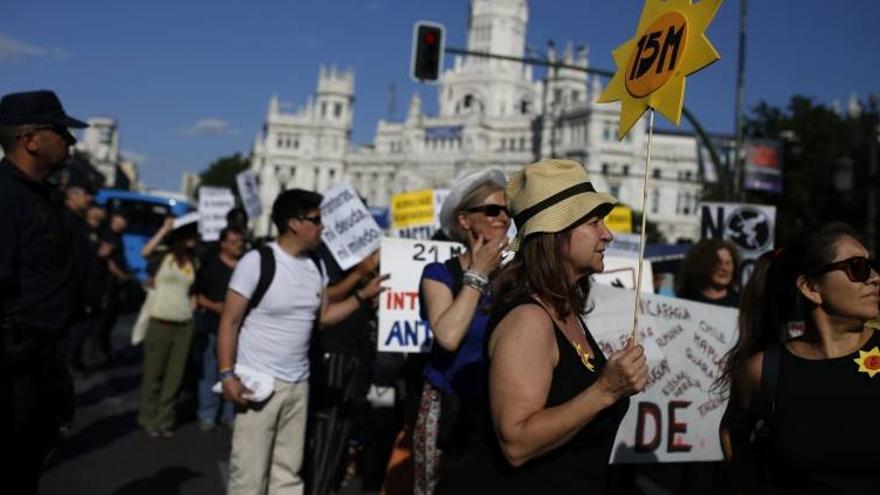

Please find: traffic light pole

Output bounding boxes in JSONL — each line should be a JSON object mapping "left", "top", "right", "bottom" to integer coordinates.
{"left": 444, "top": 46, "right": 730, "bottom": 199}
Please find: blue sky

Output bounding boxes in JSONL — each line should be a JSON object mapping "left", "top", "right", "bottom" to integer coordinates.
{"left": 2, "top": 0, "right": 878, "bottom": 191}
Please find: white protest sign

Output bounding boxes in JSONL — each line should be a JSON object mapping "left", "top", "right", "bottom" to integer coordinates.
{"left": 584, "top": 284, "right": 738, "bottom": 463}
{"left": 236, "top": 169, "right": 262, "bottom": 220}
{"left": 592, "top": 255, "right": 654, "bottom": 293}
{"left": 198, "top": 187, "right": 235, "bottom": 241}
{"left": 321, "top": 182, "right": 383, "bottom": 271}
{"left": 700, "top": 202, "right": 776, "bottom": 285}
{"left": 378, "top": 237, "right": 465, "bottom": 353}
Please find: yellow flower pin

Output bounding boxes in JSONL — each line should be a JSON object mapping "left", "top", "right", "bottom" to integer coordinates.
{"left": 854, "top": 346, "right": 880, "bottom": 378}
{"left": 573, "top": 341, "right": 597, "bottom": 373}
{"left": 598, "top": 0, "right": 723, "bottom": 140}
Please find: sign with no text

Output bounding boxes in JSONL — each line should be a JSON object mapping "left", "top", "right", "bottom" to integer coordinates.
{"left": 236, "top": 169, "right": 263, "bottom": 220}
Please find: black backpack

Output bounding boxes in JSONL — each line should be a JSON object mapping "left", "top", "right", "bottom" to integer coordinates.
{"left": 244, "top": 245, "right": 324, "bottom": 320}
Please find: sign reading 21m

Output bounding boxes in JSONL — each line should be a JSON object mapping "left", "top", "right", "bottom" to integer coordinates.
{"left": 378, "top": 237, "right": 464, "bottom": 353}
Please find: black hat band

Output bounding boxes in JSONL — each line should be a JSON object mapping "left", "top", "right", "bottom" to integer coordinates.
{"left": 513, "top": 181, "right": 596, "bottom": 230}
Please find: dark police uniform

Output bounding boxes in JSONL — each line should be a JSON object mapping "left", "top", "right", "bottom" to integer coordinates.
{"left": 0, "top": 157, "right": 76, "bottom": 489}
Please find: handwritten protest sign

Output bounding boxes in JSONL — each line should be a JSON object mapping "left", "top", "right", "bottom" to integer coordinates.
{"left": 321, "top": 183, "right": 383, "bottom": 271}
{"left": 584, "top": 284, "right": 738, "bottom": 463}
{"left": 236, "top": 169, "right": 262, "bottom": 220}
{"left": 378, "top": 237, "right": 465, "bottom": 352}
{"left": 198, "top": 187, "right": 235, "bottom": 241}
{"left": 390, "top": 188, "right": 449, "bottom": 239}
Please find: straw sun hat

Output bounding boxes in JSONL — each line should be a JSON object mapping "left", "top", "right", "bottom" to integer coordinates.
{"left": 507, "top": 159, "right": 617, "bottom": 250}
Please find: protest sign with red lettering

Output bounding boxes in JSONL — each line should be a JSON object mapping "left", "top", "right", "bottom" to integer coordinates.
{"left": 378, "top": 237, "right": 465, "bottom": 352}
{"left": 585, "top": 284, "right": 738, "bottom": 463}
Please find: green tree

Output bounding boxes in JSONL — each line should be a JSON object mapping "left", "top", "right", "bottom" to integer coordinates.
{"left": 743, "top": 95, "right": 879, "bottom": 246}
{"left": 199, "top": 153, "right": 250, "bottom": 194}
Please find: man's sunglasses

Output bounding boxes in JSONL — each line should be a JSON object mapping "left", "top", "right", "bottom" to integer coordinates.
{"left": 17, "top": 125, "right": 75, "bottom": 143}
{"left": 814, "top": 256, "right": 880, "bottom": 283}
{"left": 298, "top": 214, "right": 322, "bottom": 225}
{"left": 463, "top": 204, "right": 509, "bottom": 217}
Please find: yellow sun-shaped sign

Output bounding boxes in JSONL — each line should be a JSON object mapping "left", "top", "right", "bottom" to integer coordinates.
{"left": 598, "top": 0, "right": 723, "bottom": 140}
{"left": 854, "top": 346, "right": 880, "bottom": 378}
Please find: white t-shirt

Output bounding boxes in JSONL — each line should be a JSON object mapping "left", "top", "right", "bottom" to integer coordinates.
{"left": 228, "top": 242, "right": 326, "bottom": 383}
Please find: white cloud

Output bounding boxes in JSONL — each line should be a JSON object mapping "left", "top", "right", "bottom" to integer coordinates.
{"left": 181, "top": 118, "right": 240, "bottom": 136}
{"left": 0, "top": 32, "right": 70, "bottom": 62}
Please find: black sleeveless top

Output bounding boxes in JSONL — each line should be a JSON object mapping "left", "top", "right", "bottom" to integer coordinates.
{"left": 442, "top": 299, "right": 630, "bottom": 494}
{"left": 770, "top": 329, "right": 880, "bottom": 493}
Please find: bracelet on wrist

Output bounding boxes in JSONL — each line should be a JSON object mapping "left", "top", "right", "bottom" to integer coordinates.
{"left": 462, "top": 270, "right": 489, "bottom": 294}
{"left": 353, "top": 290, "right": 365, "bottom": 304}
{"left": 219, "top": 370, "right": 237, "bottom": 382}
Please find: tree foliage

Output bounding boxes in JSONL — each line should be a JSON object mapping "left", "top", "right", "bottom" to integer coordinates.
{"left": 199, "top": 153, "right": 250, "bottom": 192}
{"left": 743, "top": 95, "right": 879, "bottom": 246}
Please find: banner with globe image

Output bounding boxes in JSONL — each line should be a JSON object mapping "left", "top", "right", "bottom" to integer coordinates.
{"left": 700, "top": 202, "right": 777, "bottom": 286}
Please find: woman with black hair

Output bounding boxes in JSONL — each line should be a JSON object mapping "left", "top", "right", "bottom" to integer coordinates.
{"left": 443, "top": 160, "right": 648, "bottom": 493}
{"left": 718, "top": 222, "right": 880, "bottom": 494}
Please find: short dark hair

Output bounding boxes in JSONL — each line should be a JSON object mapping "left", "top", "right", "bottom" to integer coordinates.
{"left": 226, "top": 207, "right": 247, "bottom": 224}
{"left": 219, "top": 226, "right": 244, "bottom": 242}
{"left": 271, "top": 189, "right": 323, "bottom": 234}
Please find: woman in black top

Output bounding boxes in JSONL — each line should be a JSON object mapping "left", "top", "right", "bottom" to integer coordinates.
{"left": 443, "top": 159, "right": 648, "bottom": 494}
{"left": 718, "top": 223, "right": 880, "bottom": 494}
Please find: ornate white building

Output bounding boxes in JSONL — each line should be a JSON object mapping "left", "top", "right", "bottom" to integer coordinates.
{"left": 249, "top": 0, "right": 706, "bottom": 241}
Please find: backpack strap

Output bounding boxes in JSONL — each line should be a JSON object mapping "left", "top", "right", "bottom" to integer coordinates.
{"left": 443, "top": 257, "right": 464, "bottom": 296}
{"left": 306, "top": 250, "right": 324, "bottom": 278}
{"left": 244, "top": 245, "right": 276, "bottom": 320}
{"left": 760, "top": 343, "right": 781, "bottom": 423}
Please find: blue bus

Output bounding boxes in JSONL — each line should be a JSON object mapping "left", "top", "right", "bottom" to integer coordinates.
{"left": 94, "top": 189, "right": 195, "bottom": 282}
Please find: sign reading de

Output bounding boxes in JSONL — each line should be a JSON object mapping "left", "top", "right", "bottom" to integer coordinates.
{"left": 321, "top": 183, "right": 383, "bottom": 271}
{"left": 701, "top": 202, "right": 776, "bottom": 284}
{"left": 585, "top": 284, "right": 738, "bottom": 463}
{"left": 378, "top": 237, "right": 465, "bottom": 353}
{"left": 625, "top": 11, "right": 688, "bottom": 98}
{"left": 198, "top": 187, "right": 235, "bottom": 242}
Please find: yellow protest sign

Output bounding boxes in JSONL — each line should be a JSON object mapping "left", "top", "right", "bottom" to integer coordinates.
{"left": 605, "top": 205, "right": 634, "bottom": 233}
{"left": 598, "top": 0, "right": 722, "bottom": 140}
{"left": 390, "top": 189, "right": 436, "bottom": 229}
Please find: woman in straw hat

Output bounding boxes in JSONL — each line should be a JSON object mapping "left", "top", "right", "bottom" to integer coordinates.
{"left": 442, "top": 160, "right": 647, "bottom": 494}
{"left": 413, "top": 169, "right": 510, "bottom": 494}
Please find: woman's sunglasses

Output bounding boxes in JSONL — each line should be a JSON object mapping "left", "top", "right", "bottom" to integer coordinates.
{"left": 815, "top": 256, "right": 880, "bottom": 283}
{"left": 464, "top": 204, "right": 509, "bottom": 217}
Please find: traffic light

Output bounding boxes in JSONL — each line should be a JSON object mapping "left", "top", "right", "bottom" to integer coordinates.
{"left": 411, "top": 22, "right": 444, "bottom": 82}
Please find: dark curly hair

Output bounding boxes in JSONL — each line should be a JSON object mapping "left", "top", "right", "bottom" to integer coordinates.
{"left": 675, "top": 238, "right": 740, "bottom": 299}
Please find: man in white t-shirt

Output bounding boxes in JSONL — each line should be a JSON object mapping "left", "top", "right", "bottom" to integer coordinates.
{"left": 217, "top": 189, "right": 387, "bottom": 495}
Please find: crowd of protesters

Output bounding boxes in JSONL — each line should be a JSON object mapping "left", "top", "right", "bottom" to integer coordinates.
{"left": 3, "top": 89, "right": 879, "bottom": 495}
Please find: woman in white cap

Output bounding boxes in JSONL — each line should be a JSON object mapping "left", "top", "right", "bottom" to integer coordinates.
{"left": 443, "top": 159, "right": 648, "bottom": 493}
{"left": 413, "top": 169, "right": 510, "bottom": 494}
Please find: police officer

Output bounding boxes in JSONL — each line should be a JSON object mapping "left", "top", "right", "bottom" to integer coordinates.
{"left": 0, "top": 90, "right": 87, "bottom": 493}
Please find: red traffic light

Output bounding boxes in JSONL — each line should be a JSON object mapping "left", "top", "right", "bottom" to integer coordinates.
{"left": 411, "top": 22, "right": 445, "bottom": 82}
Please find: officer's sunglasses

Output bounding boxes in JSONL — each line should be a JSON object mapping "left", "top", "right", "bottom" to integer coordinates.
{"left": 814, "top": 256, "right": 880, "bottom": 283}
{"left": 464, "top": 204, "right": 509, "bottom": 218}
{"left": 17, "top": 125, "right": 75, "bottom": 144}
{"left": 298, "top": 214, "right": 322, "bottom": 225}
